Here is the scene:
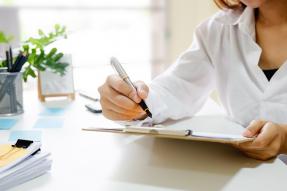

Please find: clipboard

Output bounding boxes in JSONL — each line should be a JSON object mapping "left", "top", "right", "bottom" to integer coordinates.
{"left": 82, "top": 116, "right": 255, "bottom": 144}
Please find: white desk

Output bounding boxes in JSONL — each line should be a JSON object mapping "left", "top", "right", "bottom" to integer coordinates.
{"left": 2, "top": 90, "right": 287, "bottom": 191}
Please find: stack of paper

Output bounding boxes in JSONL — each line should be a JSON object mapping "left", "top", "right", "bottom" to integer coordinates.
{"left": 0, "top": 141, "right": 52, "bottom": 191}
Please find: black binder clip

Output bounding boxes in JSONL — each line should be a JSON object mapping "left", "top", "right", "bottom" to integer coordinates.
{"left": 12, "top": 139, "right": 33, "bottom": 149}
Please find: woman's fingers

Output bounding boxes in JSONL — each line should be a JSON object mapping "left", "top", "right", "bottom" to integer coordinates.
{"left": 100, "top": 97, "right": 143, "bottom": 116}
{"left": 107, "top": 75, "right": 141, "bottom": 103}
{"left": 134, "top": 81, "right": 149, "bottom": 99}
{"left": 234, "top": 121, "right": 283, "bottom": 160}
{"left": 101, "top": 108, "right": 136, "bottom": 121}
{"left": 100, "top": 83, "right": 142, "bottom": 112}
{"left": 238, "top": 123, "right": 277, "bottom": 150}
{"left": 238, "top": 142, "right": 279, "bottom": 161}
{"left": 98, "top": 75, "right": 149, "bottom": 121}
{"left": 252, "top": 122, "right": 278, "bottom": 148}
{"left": 243, "top": 120, "right": 267, "bottom": 137}
{"left": 242, "top": 151, "right": 270, "bottom": 160}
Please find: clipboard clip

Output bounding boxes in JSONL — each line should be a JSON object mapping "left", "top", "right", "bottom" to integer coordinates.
{"left": 12, "top": 139, "right": 33, "bottom": 149}
{"left": 125, "top": 126, "right": 193, "bottom": 137}
{"left": 0, "top": 140, "right": 34, "bottom": 160}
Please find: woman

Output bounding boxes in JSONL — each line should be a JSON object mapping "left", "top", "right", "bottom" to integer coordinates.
{"left": 98, "top": 0, "right": 287, "bottom": 160}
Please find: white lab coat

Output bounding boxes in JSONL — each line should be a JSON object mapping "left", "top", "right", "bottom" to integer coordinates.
{"left": 145, "top": 7, "right": 287, "bottom": 126}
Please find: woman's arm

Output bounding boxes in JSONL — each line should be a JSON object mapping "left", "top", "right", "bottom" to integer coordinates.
{"left": 146, "top": 24, "right": 216, "bottom": 124}
{"left": 98, "top": 20, "right": 216, "bottom": 123}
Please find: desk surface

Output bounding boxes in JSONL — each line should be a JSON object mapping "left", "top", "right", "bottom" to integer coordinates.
{"left": 2, "top": 91, "right": 287, "bottom": 191}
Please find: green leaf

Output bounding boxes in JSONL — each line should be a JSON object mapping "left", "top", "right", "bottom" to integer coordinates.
{"left": 24, "top": 25, "right": 67, "bottom": 48}
{"left": 53, "top": 53, "right": 64, "bottom": 62}
{"left": 38, "top": 29, "right": 45, "bottom": 37}
{"left": 0, "top": 60, "right": 6, "bottom": 67}
{"left": 34, "top": 49, "right": 45, "bottom": 66}
{"left": 0, "top": 31, "right": 13, "bottom": 44}
{"left": 46, "top": 48, "right": 57, "bottom": 59}
{"left": 54, "top": 24, "right": 60, "bottom": 32}
{"left": 21, "top": 25, "right": 68, "bottom": 82}
{"left": 22, "top": 66, "right": 37, "bottom": 82}
{"left": 22, "top": 44, "right": 29, "bottom": 53}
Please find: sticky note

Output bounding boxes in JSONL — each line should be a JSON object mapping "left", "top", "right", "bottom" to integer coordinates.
{"left": 0, "top": 119, "right": 18, "bottom": 130}
{"left": 33, "top": 118, "right": 64, "bottom": 129}
{"left": 9, "top": 131, "right": 42, "bottom": 142}
{"left": 39, "top": 108, "right": 66, "bottom": 116}
{"left": 0, "top": 144, "right": 28, "bottom": 167}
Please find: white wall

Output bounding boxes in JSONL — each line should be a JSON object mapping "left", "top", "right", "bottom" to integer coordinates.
{"left": 0, "top": 7, "right": 20, "bottom": 58}
{"left": 152, "top": 0, "right": 220, "bottom": 102}
{"left": 167, "top": 0, "right": 218, "bottom": 65}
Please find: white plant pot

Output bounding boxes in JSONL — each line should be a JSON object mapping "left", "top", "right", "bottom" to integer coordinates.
{"left": 37, "top": 54, "right": 75, "bottom": 102}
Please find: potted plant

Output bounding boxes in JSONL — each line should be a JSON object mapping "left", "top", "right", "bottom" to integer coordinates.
{"left": 0, "top": 25, "right": 74, "bottom": 102}
{"left": 0, "top": 24, "right": 68, "bottom": 81}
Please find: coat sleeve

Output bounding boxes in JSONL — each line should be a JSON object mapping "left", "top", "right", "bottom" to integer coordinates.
{"left": 145, "top": 24, "right": 215, "bottom": 124}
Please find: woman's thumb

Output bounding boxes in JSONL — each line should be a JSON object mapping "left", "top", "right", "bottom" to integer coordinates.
{"left": 243, "top": 120, "right": 267, "bottom": 137}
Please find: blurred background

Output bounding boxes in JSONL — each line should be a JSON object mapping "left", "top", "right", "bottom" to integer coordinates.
{"left": 0, "top": 0, "right": 217, "bottom": 93}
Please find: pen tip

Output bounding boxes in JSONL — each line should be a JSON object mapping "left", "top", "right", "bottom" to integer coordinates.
{"left": 147, "top": 111, "right": 152, "bottom": 118}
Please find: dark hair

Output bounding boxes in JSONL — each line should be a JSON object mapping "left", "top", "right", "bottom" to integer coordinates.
{"left": 214, "top": 0, "right": 243, "bottom": 9}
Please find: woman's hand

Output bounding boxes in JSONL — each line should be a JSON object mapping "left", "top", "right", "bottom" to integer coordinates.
{"left": 98, "top": 75, "right": 149, "bottom": 121}
{"left": 234, "top": 120, "right": 287, "bottom": 160}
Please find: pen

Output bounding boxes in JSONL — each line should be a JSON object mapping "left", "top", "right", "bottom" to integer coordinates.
{"left": 5, "top": 50, "right": 11, "bottom": 72}
{"left": 15, "top": 54, "right": 28, "bottom": 72}
{"left": 110, "top": 57, "right": 152, "bottom": 118}
{"left": 85, "top": 104, "right": 102, "bottom": 114}
{"left": 78, "top": 91, "right": 99, "bottom": 102}
{"left": 9, "top": 46, "right": 13, "bottom": 69}
{"left": 11, "top": 52, "right": 28, "bottom": 72}
{"left": 12, "top": 53, "right": 22, "bottom": 72}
